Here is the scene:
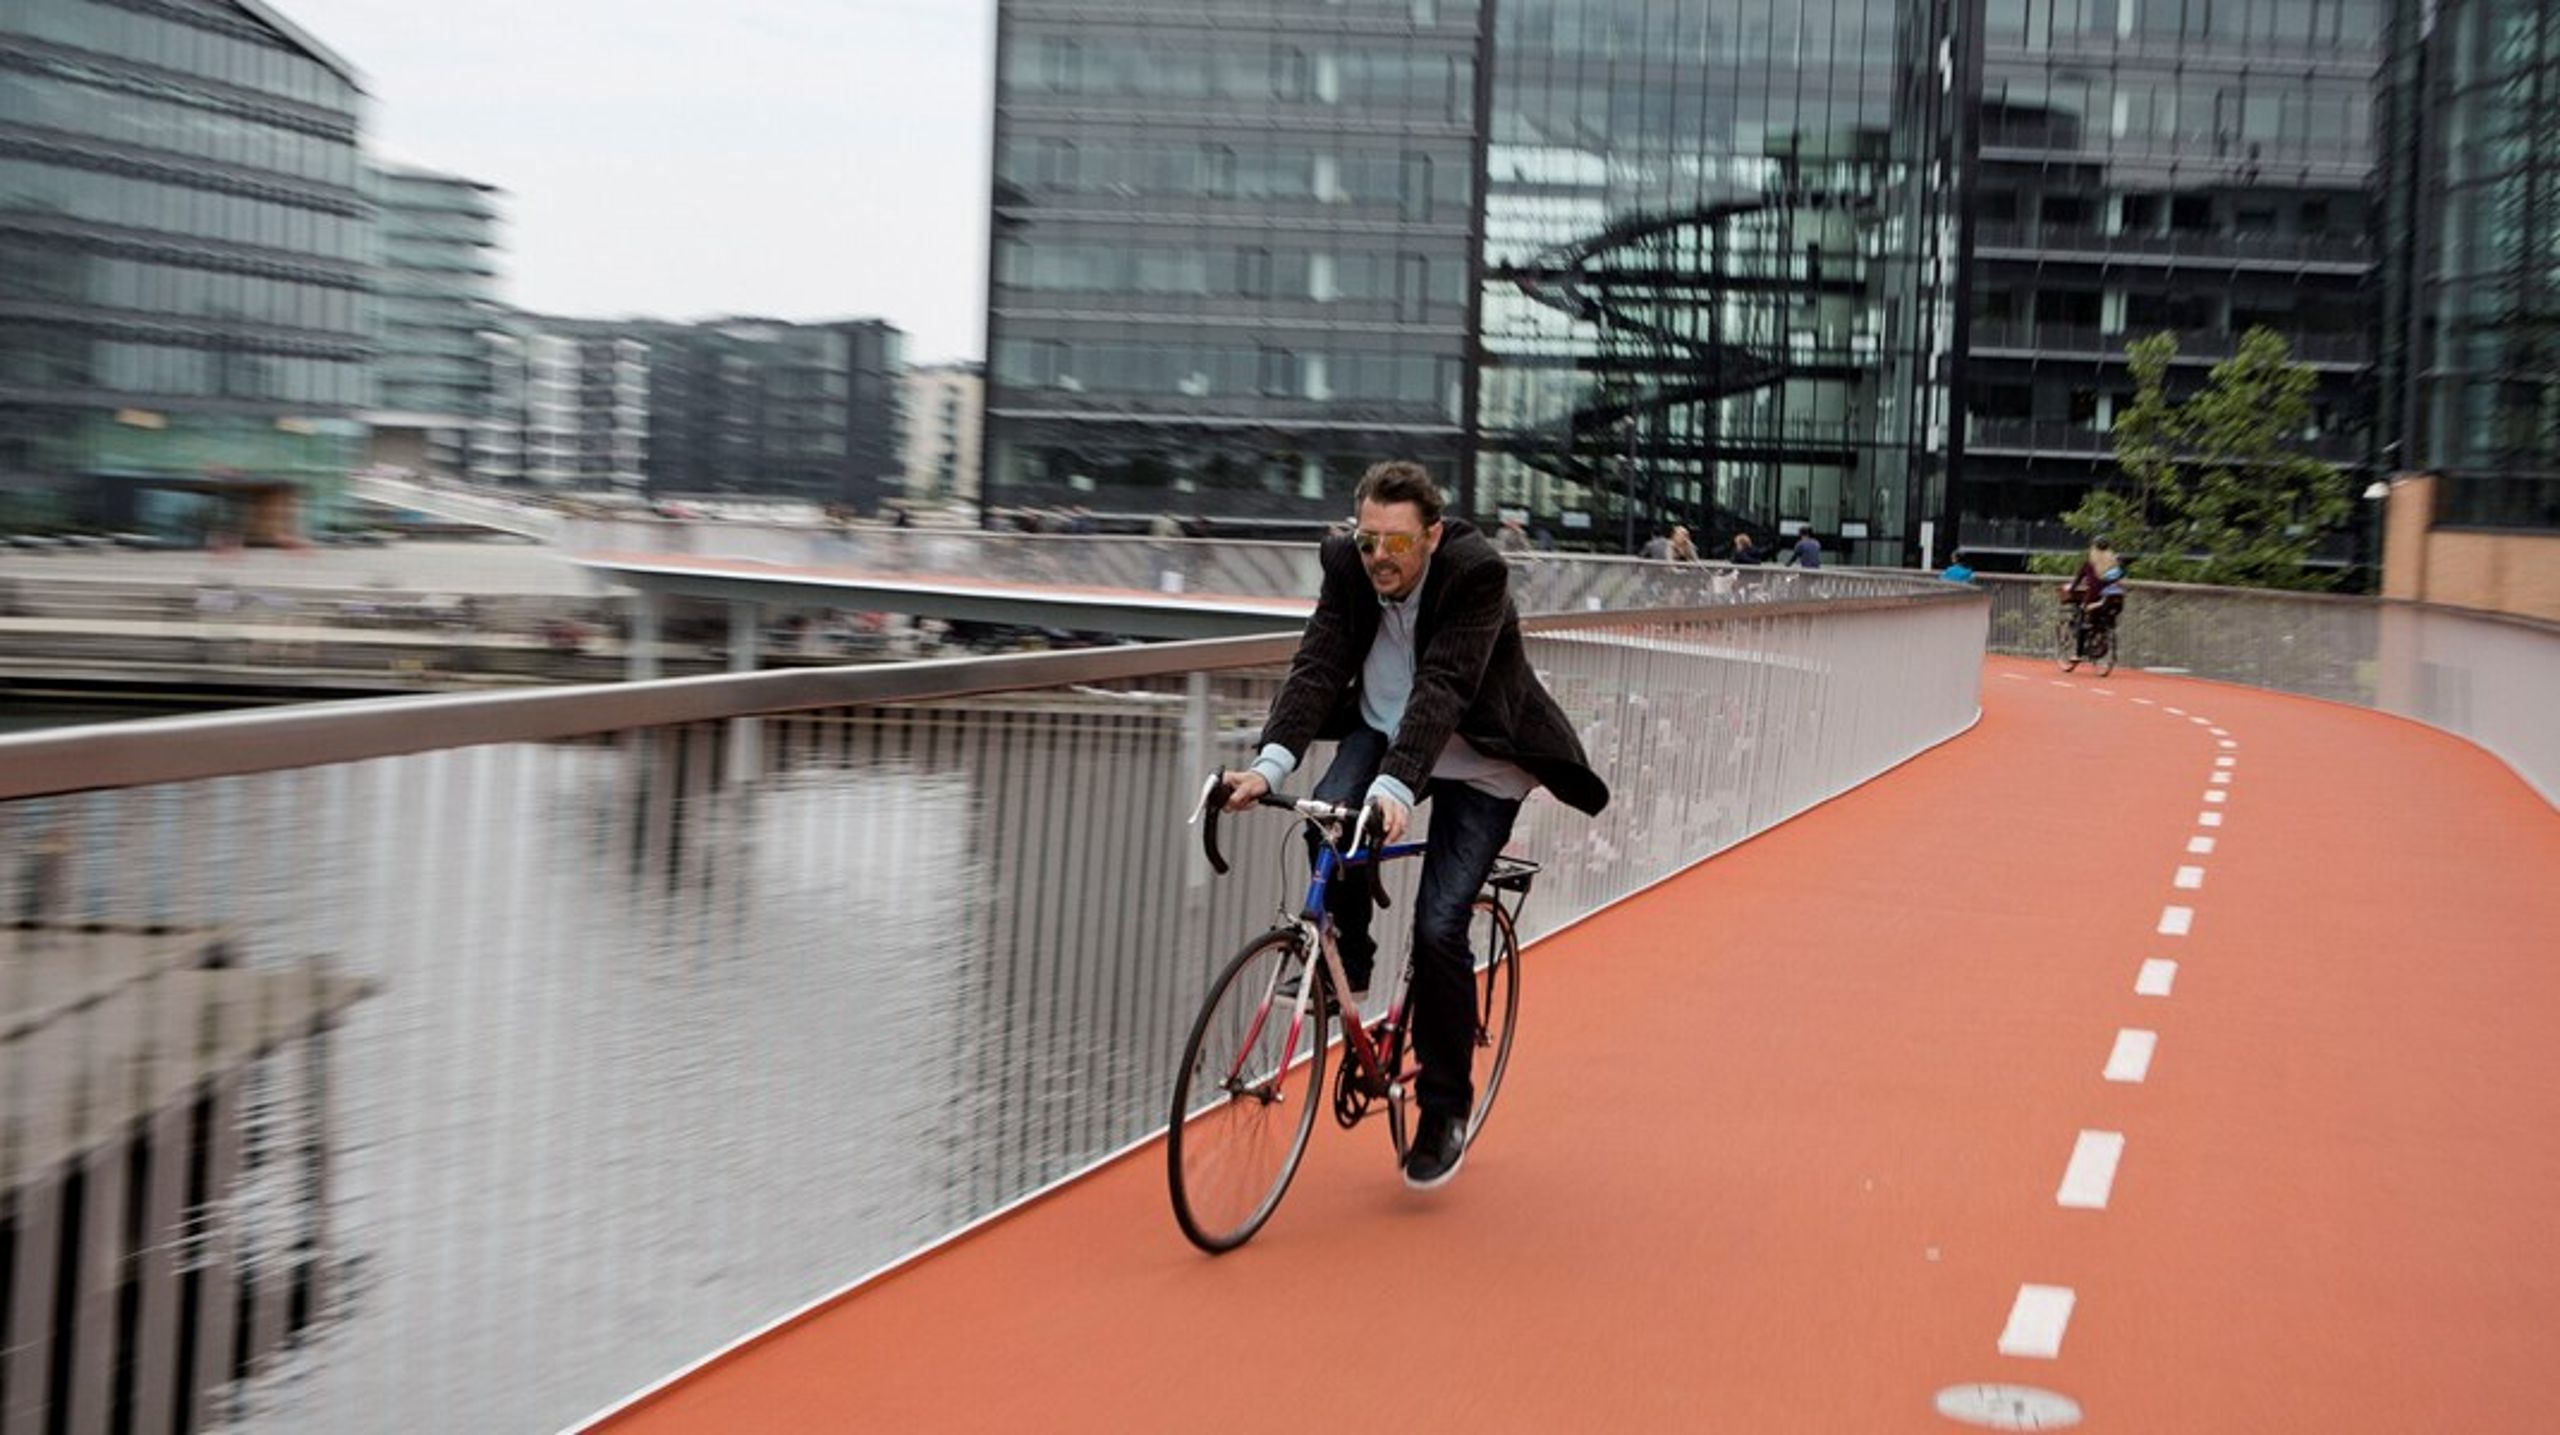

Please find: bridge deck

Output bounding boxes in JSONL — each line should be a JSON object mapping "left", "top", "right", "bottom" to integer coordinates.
{"left": 574, "top": 550, "right": 1314, "bottom": 640}
{"left": 595, "top": 658, "right": 2560, "bottom": 1433}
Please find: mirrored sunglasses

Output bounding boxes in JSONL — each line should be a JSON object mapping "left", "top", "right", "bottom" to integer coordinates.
{"left": 1352, "top": 529, "right": 1424, "bottom": 557}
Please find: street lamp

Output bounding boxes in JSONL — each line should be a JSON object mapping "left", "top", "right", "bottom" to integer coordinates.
{"left": 2360, "top": 478, "right": 2392, "bottom": 594}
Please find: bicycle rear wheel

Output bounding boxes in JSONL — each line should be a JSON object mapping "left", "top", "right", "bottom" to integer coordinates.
{"left": 1384, "top": 895, "right": 1525, "bottom": 1160}
{"left": 1463, "top": 896, "right": 1522, "bottom": 1144}
{"left": 2090, "top": 626, "right": 2118, "bottom": 677}
{"left": 1168, "top": 928, "right": 1327, "bottom": 1253}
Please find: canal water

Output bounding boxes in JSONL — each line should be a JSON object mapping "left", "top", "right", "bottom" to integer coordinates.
{"left": 19, "top": 696, "right": 1293, "bottom": 1435}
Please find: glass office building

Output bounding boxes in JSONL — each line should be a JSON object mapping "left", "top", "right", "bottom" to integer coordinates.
{"left": 1474, "top": 0, "right": 1962, "bottom": 560}
{"left": 1958, "top": 0, "right": 2387, "bottom": 560}
{"left": 987, "top": 0, "right": 1959, "bottom": 552}
{"left": 2381, "top": 0, "right": 2559, "bottom": 530}
{"left": 365, "top": 160, "right": 500, "bottom": 474}
{"left": 0, "top": 0, "right": 370, "bottom": 538}
{"left": 986, "top": 0, "right": 1484, "bottom": 524}
{"left": 632, "top": 318, "right": 906, "bottom": 509}
{"left": 987, "top": 0, "right": 2406, "bottom": 560}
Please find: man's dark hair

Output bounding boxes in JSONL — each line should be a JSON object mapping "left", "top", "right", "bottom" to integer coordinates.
{"left": 1354, "top": 460, "right": 1445, "bottom": 527}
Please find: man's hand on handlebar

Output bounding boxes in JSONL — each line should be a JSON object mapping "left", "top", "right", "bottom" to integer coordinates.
{"left": 1369, "top": 794, "right": 1411, "bottom": 846}
{"left": 1220, "top": 770, "right": 1270, "bottom": 812}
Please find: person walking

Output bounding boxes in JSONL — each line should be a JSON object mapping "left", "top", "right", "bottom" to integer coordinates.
{"left": 1220, "top": 461, "right": 1609, "bottom": 1190}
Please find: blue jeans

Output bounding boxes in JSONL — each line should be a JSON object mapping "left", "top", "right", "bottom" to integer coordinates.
{"left": 1309, "top": 727, "right": 1522, "bottom": 1121}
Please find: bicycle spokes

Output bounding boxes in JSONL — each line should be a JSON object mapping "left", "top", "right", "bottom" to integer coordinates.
{"left": 1168, "top": 931, "right": 1328, "bottom": 1252}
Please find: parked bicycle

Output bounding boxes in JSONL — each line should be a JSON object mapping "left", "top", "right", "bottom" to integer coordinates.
{"left": 1167, "top": 775, "right": 1531, "bottom": 1253}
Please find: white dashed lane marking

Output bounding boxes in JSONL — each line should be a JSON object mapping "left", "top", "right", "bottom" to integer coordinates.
{"left": 2187, "top": 836, "right": 2216, "bottom": 855}
{"left": 2136, "top": 959, "right": 2178, "bottom": 996}
{"left": 1998, "top": 1286, "right": 2078, "bottom": 1359}
{"left": 2219, "top": 739, "right": 2238, "bottom": 749}
{"left": 2216, "top": 756, "right": 2237, "bottom": 768}
{"left": 2057, "top": 1131, "right": 2128, "bottom": 1209}
{"left": 2165, "top": 706, "right": 2187, "bottom": 715}
{"left": 2174, "top": 865, "right": 2206, "bottom": 889}
{"left": 2104, "top": 1030, "right": 2159, "bottom": 1084}
{"left": 2204, "top": 790, "right": 2228, "bottom": 804}
{"left": 2199, "top": 811, "right": 2224, "bottom": 827}
{"left": 2158, "top": 905, "right": 2195, "bottom": 936}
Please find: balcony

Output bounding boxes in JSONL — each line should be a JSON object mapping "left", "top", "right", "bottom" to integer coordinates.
{"left": 1973, "top": 224, "right": 2371, "bottom": 272}
{"left": 1966, "top": 418, "right": 2368, "bottom": 463}
{"left": 1968, "top": 322, "right": 2371, "bottom": 368}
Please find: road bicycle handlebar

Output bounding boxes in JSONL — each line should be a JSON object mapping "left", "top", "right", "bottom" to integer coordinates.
{"left": 1192, "top": 773, "right": 1391, "bottom": 891}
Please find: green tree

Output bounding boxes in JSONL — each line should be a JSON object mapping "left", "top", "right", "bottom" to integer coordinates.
{"left": 2036, "top": 328, "right": 2350, "bottom": 590}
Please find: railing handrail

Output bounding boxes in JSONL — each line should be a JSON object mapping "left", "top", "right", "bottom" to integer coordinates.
{"left": 0, "top": 590, "right": 1980, "bottom": 802}
{"left": 1971, "top": 572, "right": 2560, "bottom": 636}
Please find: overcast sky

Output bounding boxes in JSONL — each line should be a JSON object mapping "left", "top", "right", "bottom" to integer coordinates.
{"left": 285, "top": 0, "right": 996, "bottom": 363}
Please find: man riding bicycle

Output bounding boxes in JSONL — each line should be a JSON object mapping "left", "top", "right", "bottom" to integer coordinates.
{"left": 1221, "top": 462, "right": 1608, "bottom": 1190}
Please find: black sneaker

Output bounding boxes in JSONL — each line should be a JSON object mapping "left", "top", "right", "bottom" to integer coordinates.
{"left": 1402, "top": 1109, "right": 1468, "bottom": 1190}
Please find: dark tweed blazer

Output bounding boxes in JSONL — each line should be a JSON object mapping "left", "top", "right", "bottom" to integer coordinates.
{"left": 1257, "top": 519, "right": 1609, "bottom": 816}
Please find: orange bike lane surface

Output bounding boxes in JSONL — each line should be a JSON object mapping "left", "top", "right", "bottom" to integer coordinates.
{"left": 596, "top": 658, "right": 2560, "bottom": 1434}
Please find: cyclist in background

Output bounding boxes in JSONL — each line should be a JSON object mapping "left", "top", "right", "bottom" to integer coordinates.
{"left": 2061, "top": 536, "right": 2122, "bottom": 657}
{"left": 2084, "top": 565, "right": 2128, "bottom": 651}
{"left": 1220, "top": 461, "right": 1609, "bottom": 1190}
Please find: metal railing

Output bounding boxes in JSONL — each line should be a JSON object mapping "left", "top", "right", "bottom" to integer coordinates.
{"left": 1971, "top": 223, "right": 2372, "bottom": 268}
{"left": 1979, "top": 575, "right": 2558, "bottom": 804}
{"left": 0, "top": 588, "right": 1987, "bottom": 1434}
{"left": 1967, "top": 321, "right": 2372, "bottom": 367}
{"left": 1963, "top": 418, "right": 2366, "bottom": 464}
{"left": 561, "top": 517, "right": 1936, "bottom": 617}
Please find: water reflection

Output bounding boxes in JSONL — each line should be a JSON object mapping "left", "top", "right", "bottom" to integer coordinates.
{"left": 200, "top": 695, "right": 1262, "bottom": 1433}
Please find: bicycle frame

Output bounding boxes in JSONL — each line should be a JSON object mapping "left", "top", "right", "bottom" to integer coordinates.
{"left": 1300, "top": 835, "right": 1426, "bottom": 1097}
{"left": 1216, "top": 825, "right": 1426, "bottom": 1104}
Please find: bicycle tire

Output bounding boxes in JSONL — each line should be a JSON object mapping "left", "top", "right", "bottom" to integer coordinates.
{"left": 2053, "top": 614, "right": 2082, "bottom": 672}
{"left": 1167, "top": 928, "right": 1327, "bottom": 1253}
{"left": 1382, "top": 896, "right": 1523, "bottom": 1161}
{"left": 1464, "top": 896, "right": 1523, "bottom": 1145}
{"left": 2091, "top": 627, "right": 2118, "bottom": 677}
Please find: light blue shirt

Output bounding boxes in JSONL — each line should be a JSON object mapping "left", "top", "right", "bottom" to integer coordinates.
{"left": 1250, "top": 560, "right": 1535, "bottom": 809}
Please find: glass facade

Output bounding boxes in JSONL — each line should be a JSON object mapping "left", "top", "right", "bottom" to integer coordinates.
{"left": 1958, "top": 0, "right": 2388, "bottom": 560}
{"left": 987, "top": 0, "right": 1960, "bottom": 553}
{"left": 986, "top": 0, "right": 1482, "bottom": 524}
{"left": 1475, "top": 0, "right": 1961, "bottom": 560}
{"left": 629, "top": 318, "right": 907, "bottom": 509}
{"left": 365, "top": 161, "right": 501, "bottom": 428}
{"left": 2385, "top": 0, "right": 2559, "bottom": 529}
{"left": 0, "top": 0, "right": 370, "bottom": 534}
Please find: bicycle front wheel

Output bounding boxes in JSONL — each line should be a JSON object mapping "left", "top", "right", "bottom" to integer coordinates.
{"left": 2053, "top": 614, "right": 2082, "bottom": 672}
{"left": 2090, "top": 626, "right": 2118, "bottom": 677}
{"left": 1168, "top": 928, "right": 1327, "bottom": 1253}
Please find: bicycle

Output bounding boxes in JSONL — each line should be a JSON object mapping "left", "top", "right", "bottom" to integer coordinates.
{"left": 2053, "top": 603, "right": 2117, "bottom": 677}
{"left": 1166, "top": 775, "right": 1533, "bottom": 1253}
